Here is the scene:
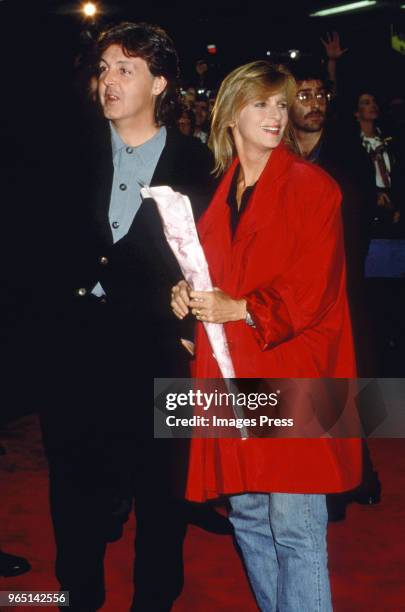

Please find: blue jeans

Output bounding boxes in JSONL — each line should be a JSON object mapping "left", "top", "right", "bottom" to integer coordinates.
{"left": 229, "top": 493, "right": 332, "bottom": 612}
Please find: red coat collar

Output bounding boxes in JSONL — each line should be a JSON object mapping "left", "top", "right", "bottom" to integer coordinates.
{"left": 198, "top": 143, "right": 295, "bottom": 242}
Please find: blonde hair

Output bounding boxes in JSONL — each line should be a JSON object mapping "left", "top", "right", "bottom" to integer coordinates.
{"left": 209, "top": 60, "right": 296, "bottom": 176}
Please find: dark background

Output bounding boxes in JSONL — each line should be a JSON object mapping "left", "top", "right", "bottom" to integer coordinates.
{"left": 0, "top": 0, "right": 404, "bottom": 423}
{"left": 0, "top": 0, "right": 404, "bottom": 156}
{"left": 0, "top": 0, "right": 405, "bottom": 95}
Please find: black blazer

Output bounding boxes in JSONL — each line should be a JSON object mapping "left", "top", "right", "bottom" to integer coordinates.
{"left": 69, "top": 124, "right": 215, "bottom": 359}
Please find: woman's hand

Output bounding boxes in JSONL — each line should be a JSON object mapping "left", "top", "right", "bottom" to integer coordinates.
{"left": 171, "top": 280, "right": 192, "bottom": 319}
{"left": 189, "top": 288, "right": 247, "bottom": 324}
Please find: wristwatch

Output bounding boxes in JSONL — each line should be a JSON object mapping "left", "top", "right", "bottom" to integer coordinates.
{"left": 245, "top": 310, "right": 256, "bottom": 328}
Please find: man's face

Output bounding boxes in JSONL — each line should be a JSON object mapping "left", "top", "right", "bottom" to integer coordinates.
{"left": 97, "top": 44, "right": 166, "bottom": 126}
{"left": 193, "top": 100, "right": 209, "bottom": 127}
{"left": 290, "top": 79, "right": 327, "bottom": 134}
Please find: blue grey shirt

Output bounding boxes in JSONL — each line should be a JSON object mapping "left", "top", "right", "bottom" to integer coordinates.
{"left": 92, "top": 124, "right": 167, "bottom": 296}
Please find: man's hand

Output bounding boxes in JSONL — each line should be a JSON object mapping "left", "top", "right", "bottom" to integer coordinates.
{"left": 189, "top": 288, "right": 246, "bottom": 324}
{"left": 171, "top": 280, "right": 191, "bottom": 319}
{"left": 321, "top": 31, "right": 348, "bottom": 61}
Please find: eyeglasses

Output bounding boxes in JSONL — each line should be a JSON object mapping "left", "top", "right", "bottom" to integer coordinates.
{"left": 296, "top": 91, "right": 328, "bottom": 105}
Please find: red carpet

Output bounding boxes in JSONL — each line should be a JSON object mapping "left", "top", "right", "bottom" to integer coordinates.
{"left": 1, "top": 415, "right": 405, "bottom": 611}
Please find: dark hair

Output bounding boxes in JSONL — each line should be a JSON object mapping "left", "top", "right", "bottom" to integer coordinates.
{"left": 96, "top": 21, "right": 180, "bottom": 125}
{"left": 288, "top": 60, "right": 326, "bottom": 88}
{"left": 353, "top": 89, "right": 378, "bottom": 108}
{"left": 178, "top": 108, "right": 196, "bottom": 133}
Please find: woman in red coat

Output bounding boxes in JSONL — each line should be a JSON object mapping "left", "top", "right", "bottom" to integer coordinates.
{"left": 171, "top": 61, "right": 361, "bottom": 612}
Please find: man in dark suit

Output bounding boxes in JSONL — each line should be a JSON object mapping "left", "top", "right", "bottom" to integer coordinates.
{"left": 40, "top": 22, "right": 217, "bottom": 611}
{"left": 289, "top": 63, "right": 381, "bottom": 522}
{"left": 288, "top": 64, "right": 375, "bottom": 370}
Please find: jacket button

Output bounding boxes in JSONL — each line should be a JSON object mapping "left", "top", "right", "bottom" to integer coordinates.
{"left": 76, "top": 288, "right": 87, "bottom": 297}
{"left": 99, "top": 256, "right": 109, "bottom": 265}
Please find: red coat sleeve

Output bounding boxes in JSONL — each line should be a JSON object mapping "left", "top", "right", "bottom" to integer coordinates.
{"left": 245, "top": 177, "right": 345, "bottom": 351}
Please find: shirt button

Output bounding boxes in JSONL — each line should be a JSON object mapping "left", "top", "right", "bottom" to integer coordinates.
{"left": 120, "top": 183, "right": 127, "bottom": 191}
{"left": 112, "top": 221, "right": 120, "bottom": 229}
{"left": 99, "top": 256, "right": 109, "bottom": 265}
{"left": 76, "top": 288, "right": 87, "bottom": 297}
{"left": 126, "top": 147, "right": 133, "bottom": 154}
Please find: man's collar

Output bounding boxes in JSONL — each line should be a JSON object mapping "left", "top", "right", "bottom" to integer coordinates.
{"left": 110, "top": 122, "right": 124, "bottom": 159}
{"left": 109, "top": 123, "right": 167, "bottom": 161}
{"left": 306, "top": 133, "right": 323, "bottom": 163}
{"left": 294, "top": 129, "right": 323, "bottom": 162}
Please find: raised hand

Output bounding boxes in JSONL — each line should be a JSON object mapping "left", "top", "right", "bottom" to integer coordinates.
{"left": 321, "top": 31, "right": 348, "bottom": 60}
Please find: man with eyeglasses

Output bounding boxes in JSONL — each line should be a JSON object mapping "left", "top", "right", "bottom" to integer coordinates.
{"left": 289, "top": 64, "right": 372, "bottom": 284}
{"left": 289, "top": 64, "right": 376, "bottom": 363}
{"left": 290, "top": 63, "right": 381, "bottom": 522}
{"left": 290, "top": 79, "right": 329, "bottom": 160}
{"left": 289, "top": 31, "right": 346, "bottom": 160}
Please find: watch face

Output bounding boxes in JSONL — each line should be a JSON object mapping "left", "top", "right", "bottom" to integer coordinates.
{"left": 246, "top": 311, "right": 255, "bottom": 327}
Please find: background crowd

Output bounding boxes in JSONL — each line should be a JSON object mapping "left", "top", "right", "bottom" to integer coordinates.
{"left": 166, "top": 37, "right": 405, "bottom": 377}
{"left": 1, "top": 0, "right": 405, "bottom": 594}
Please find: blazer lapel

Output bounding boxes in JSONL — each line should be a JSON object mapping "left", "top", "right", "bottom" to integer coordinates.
{"left": 90, "top": 124, "right": 114, "bottom": 247}
{"left": 91, "top": 124, "right": 175, "bottom": 248}
{"left": 127, "top": 129, "right": 178, "bottom": 245}
{"left": 150, "top": 130, "right": 177, "bottom": 187}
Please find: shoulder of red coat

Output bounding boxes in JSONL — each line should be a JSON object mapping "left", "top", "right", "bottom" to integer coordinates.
{"left": 288, "top": 153, "right": 338, "bottom": 188}
{"left": 287, "top": 152, "right": 341, "bottom": 201}
{"left": 279, "top": 151, "right": 342, "bottom": 220}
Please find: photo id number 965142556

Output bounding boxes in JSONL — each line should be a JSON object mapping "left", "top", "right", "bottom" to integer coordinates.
{"left": 0, "top": 591, "right": 69, "bottom": 606}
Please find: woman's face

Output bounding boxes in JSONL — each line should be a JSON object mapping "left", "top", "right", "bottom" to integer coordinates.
{"left": 232, "top": 91, "right": 288, "bottom": 159}
{"left": 356, "top": 93, "right": 379, "bottom": 122}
